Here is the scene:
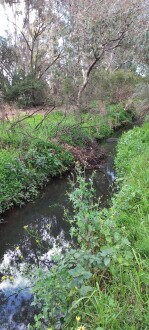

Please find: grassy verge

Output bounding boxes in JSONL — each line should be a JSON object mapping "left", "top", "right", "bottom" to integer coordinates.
{"left": 113, "top": 122, "right": 149, "bottom": 256}
{"left": 28, "top": 122, "right": 149, "bottom": 330}
{"left": 0, "top": 103, "right": 135, "bottom": 214}
{"left": 0, "top": 115, "right": 74, "bottom": 214}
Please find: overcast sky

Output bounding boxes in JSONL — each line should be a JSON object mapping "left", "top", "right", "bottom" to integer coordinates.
{"left": 0, "top": 5, "right": 7, "bottom": 36}
{"left": 0, "top": 3, "right": 24, "bottom": 38}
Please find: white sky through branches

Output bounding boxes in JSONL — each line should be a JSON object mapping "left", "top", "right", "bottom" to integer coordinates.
{"left": 0, "top": 3, "right": 24, "bottom": 38}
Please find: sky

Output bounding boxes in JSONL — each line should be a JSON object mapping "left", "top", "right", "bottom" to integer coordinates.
{"left": 0, "top": 5, "right": 9, "bottom": 36}
{"left": 0, "top": 3, "right": 24, "bottom": 38}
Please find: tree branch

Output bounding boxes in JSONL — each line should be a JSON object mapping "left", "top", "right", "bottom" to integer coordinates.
{"left": 39, "top": 52, "right": 62, "bottom": 79}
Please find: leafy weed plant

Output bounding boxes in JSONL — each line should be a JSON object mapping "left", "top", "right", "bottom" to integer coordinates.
{"left": 28, "top": 123, "right": 149, "bottom": 330}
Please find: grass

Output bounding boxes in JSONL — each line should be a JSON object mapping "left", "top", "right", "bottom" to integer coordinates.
{"left": 113, "top": 123, "right": 149, "bottom": 257}
{"left": 84, "top": 122, "right": 149, "bottom": 329}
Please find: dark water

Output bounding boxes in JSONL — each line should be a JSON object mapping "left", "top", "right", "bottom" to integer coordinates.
{"left": 0, "top": 140, "right": 117, "bottom": 330}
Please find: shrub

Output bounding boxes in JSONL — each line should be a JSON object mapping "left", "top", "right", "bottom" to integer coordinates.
{"left": 29, "top": 167, "right": 132, "bottom": 329}
{"left": 60, "top": 126, "right": 91, "bottom": 147}
{"left": 4, "top": 72, "right": 50, "bottom": 108}
{"left": 133, "top": 83, "right": 149, "bottom": 118}
{"left": 0, "top": 140, "right": 74, "bottom": 214}
{"left": 86, "top": 69, "right": 140, "bottom": 104}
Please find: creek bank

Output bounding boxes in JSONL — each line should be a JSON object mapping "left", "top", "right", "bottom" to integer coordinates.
{"left": 0, "top": 114, "right": 133, "bottom": 218}
{"left": 0, "top": 103, "right": 137, "bottom": 215}
{"left": 62, "top": 140, "right": 107, "bottom": 169}
{"left": 0, "top": 139, "right": 109, "bottom": 217}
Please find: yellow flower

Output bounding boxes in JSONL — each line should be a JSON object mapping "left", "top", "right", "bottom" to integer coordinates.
{"left": 77, "top": 326, "right": 86, "bottom": 330}
{"left": 15, "top": 246, "right": 20, "bottom": 250}
{"left": 23, "top": 225, "right": 28, "bottom": 230}
{"left": 76, "top": 316, "right": 81, "bottom": 322}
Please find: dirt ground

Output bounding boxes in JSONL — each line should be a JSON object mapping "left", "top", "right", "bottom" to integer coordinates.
{"left": 0, "top": 103, "right": 78, "bottom": 121}
{"left": 0, "top": 104, "right": 50, "bottom": 121}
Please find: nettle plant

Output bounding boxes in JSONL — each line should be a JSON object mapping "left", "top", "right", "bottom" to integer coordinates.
{"left": 30, "top": 166, "right": 132, "bottom": 329}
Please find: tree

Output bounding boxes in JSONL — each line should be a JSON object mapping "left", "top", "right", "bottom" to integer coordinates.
{"left": 0, "top": 36, "right": 17, "bottom": 84}
{"left": 0, "top": 0, "right": 64, "bottom": 106}
{"left": 0, "top": 0, "right": 148, "bottom": 110}
{"left": 60, "top": 0, "right": 147, "bottom": 109}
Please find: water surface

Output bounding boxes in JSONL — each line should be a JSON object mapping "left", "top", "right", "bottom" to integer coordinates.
{"left": 0, "top": 139, "right": 117, "bottom": 330}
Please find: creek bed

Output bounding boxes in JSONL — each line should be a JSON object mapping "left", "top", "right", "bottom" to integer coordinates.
{"left": 0, "top": 139, "right": 117, "bottom": 330}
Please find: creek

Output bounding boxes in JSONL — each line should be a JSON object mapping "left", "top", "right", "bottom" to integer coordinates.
{"left": 0, "top": 139, "right": 117, "bottom": 330}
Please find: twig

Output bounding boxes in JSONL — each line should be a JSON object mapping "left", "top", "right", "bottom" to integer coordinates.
{"left": 34, "top": 104, "right": 56, "bottom": 130}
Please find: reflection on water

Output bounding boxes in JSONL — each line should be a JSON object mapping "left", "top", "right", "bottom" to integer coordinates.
{"left": 0, "top": 139, "right": 117, "bottom": 330}
{"left": 0, "top": 275, "right": 32, "bottom": 330}
{"left": 0, "top": 231, "right": 69, "bottom": 330}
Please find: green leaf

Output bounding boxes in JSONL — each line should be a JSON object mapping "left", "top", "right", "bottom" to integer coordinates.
{"left": 104, "top": 257, "right": 111, "bottom": 266}
{"left": 68, "top": 266, "right": 92, "bottom": 279}
{"left": 79, "top": 285, "right": 93, "bottom": 296}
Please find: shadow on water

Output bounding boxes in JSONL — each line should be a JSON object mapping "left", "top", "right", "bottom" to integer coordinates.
{"left": 0, "top": 139, "right": 117, "bottom": 330}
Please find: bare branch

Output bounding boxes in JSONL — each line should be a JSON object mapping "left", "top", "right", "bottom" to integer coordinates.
{"left": 39, "top": 52, "right": 62, "bottom": 79}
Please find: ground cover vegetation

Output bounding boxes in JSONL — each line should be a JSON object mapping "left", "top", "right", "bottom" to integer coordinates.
{"left": 0, "top": 99, "right": 135, "bottom": 215}
{"left": 0, "top": 116, "right": 74, "bottom": 214}
{"left": 27, "top": 122, "right": 149, "bottom": 330}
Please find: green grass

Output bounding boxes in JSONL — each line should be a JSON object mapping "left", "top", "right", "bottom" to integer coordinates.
{"left": 113, "top": 123, "right": 149, "bottom": 256}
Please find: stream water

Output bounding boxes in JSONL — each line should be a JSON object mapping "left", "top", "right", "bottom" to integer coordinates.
{"left": 0, "top": 139, "right": 117, "bottom": 330}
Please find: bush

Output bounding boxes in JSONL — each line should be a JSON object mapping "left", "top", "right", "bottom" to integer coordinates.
{"left": 29, "top": 167, "right": 132, "bottom": 330}
{"left": 133, "top": 83, "right": 149, "bottom": 118}
{"left": 86, "top": 69, "right": 140, "bottom": 104}
{"left": 0, "top": 140, "right": 74, "bottom": 214}
{"left": 60, "top": 126, "right": 91, "bottom": 147}
{"left": 4, "top": 72, "right": 50, "bottom": 108}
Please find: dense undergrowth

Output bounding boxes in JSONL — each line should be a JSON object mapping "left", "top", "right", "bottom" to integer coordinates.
{"left": 28, "top": 122, "right": 149, "bottom": 330}
{"left": 0, "top": 114, "right": 74, "bottom": 214}
{"left": 0, "top": 103, "right": 134, "bottom": 214}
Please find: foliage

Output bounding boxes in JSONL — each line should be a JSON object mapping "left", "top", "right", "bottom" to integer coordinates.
{"left": 0, "top": 102, "right": 137, "bottom": 214}
{"left": 0, "top": 122, "right": 74, "bottom": 214}
{"left": 0, "top": 36, "right": 17, "bottom": 85}
{"left": 4, "top": 72, "right": 50, "bottom": 107}
{"left": 1, "top": 0, "right": 148, "bottom": 109}
{"left": 28, "top": 123, "right": 149, "bottom": 330}
{"left": 133, "top": 82, "right": 149, "bottom": 118}
{"left": 60, "top": 126, "right": 91, "bottom": 147}
{"left": 107, "top": 103, "right": 135, "bottom": 126}
{"left": 29, "top": 167, "right": 132, "bottom": 329}
{"left": 56, "top": 103, "right": 135, "bottom": 144}
{"left": 113, "top": 122, "right": 149, "bottom": 254}
{"left": 87, "top": 69, "right": 140, "bottom": 105}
